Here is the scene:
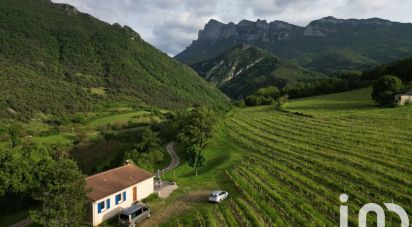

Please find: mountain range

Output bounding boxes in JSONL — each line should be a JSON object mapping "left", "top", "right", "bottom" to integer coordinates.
{"left": 191, "top": 44, "right": 326, "bottom": 99}
{"left": 0, "top": 0, "right": 229, "bottom": 120}
{"left": 175, "top": 17, "right": 412, "bottom": 73}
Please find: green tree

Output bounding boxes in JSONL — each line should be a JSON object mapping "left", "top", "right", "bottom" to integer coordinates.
{"left": 186, "top": 145, "right": 207, "bottom": 176}
{"left": 0, "top": 143, "right": 53, "bottom": 196}
{"left": 179, "top": 107, "right": 217, "bottom": 148}
{"left": 30, "top": 158, "right": 88, "bottom": 227}
{"left": 135, "top": 128, "right": 161, "bottom": 152}
{"left": 0, "top": 143, "right": 87, "bottom": 226}
{"left": 372, "top": 75, "right": 402, "bottom": 107}
{"left": 9, "top": 127, "right": 21, "bottom": 148}
{"left": 123, "top": 149, "right": 164, "bottom": 172}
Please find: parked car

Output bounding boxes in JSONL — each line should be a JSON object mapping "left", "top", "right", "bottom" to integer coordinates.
{"left": 208, "top": 190, "right": 229, "bottom": 203}
{"left": 118, "top": 204, "right": 151, "bottom": 227}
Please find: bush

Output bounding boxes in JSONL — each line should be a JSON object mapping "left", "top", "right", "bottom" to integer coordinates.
{"left": 372, "top": 75, "right": 402, "bottom": 107}
{"left": 142, "top": 193, "right": 159, "bottom": 203}
{"left": 39, "top": 127, "right": 60, "bottom": 137}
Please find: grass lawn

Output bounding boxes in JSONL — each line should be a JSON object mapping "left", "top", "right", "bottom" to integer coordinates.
{"left": 30, "top": 133, "right": 75, "bottom": 144}
{"left": 87, "top": 111, "right": 150, "bottom": 128}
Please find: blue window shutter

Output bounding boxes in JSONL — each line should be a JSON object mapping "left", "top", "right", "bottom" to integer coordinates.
{"left": 123, "top": 191, "right": 126, "bottom": 201}
{"left": 115, "top": 194, "right": 120, "bottom": 205}
{"left": 97, "top": 202, "right": 102, "bottom": 214}
{"left": 106, "top": 198, "right": 110, "bottom": 209}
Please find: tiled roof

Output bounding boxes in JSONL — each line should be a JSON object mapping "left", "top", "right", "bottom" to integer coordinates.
{"left": 86, "top": 164, "right": 153, "bottom": 201}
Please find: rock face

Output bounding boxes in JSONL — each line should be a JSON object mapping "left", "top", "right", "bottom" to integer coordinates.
{"left": 176, "top": 16, "right": 412, "bottom": 73}
{"left": 198, "top": 19, "right": 301, "bottom": 42}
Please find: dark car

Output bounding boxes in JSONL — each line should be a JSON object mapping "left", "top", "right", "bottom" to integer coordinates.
{"left": 118, "top": 204, "right": 151, "bottom": 227}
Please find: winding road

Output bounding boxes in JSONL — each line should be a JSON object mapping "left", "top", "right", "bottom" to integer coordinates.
{"left": 162, "top": 141, "right": 180, "bottom": 172}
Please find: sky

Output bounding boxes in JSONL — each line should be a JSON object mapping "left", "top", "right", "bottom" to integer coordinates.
{"left": 52, "top": 0, "right": 412, "bottom": 56}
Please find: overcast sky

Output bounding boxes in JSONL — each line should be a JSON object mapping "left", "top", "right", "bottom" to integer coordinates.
{"left": 52, "top": 0, "right": 412, "bottom": 56}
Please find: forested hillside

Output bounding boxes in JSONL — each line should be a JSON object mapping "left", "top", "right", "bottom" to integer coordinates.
{"left": 362, "top": 55, "right": 412, "bottom": 82}
{"left": 0, "top": 0, "right": 229, "bottom": 121}
{"left": 191, "top": 44, "right": 326, "bottom": 99}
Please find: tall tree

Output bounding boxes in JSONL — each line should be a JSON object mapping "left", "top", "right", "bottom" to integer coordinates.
{"left": 179, "top": 107, "right": 217, "bottom": 148}
{"left": 30, "top": 158, "right": 88, "bottom": 227}
{"left": 0, "top": 143, "right": 53, "bottom": 196}
{"left": 372, "top": 75, "right": 402, "bottom": 107}
{"left": 9, "top": 127, "right": 21, "bottom": 148}
{"left": 186, "top": 145, "right": 207, "bottom": 176}
{"left": 135, "top": 128, "right": 161, "bottom": 152}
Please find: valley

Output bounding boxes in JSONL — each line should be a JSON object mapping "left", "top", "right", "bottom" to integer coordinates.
{"left": 1, "top": 0, "right": 412, "bottom": 226}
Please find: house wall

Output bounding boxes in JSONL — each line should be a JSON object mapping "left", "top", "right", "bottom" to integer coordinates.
{"left": 91, "top": 177, "right": 154, "bottom": 226}
{"left": 396, "top": 95, "right": 412, "bottom": 106}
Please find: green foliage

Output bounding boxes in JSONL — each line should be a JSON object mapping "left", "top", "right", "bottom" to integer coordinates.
{"left": 0, "top": 143, "right": 53, "bottom": 195}
{"left": 30, "top": 158, "right": 87, "bottom": 227}
{"left": 362, "top": 56, "right": 412, "bottom": 82}
{"left": 178, "top": 107, "right": 217, "bottom": 148}
{"left": 142, "top": 193, "right": 159, "bottom": 203}
{"left": 39, "top": 127, "right": 60, "bottom": 137}
{"left": 282, "top": 73, "right": 369, "bottom": 99}
{"left": 0, "top": 143, "right": 87, "bottom": 226}
{"left": 372, "top": 75, "right": 402, "bottom": 107}
{"left": 186, "top": 145, "right": 207, "bottom": 176}
{"left": 191, "top": 45, "right": 326, "bottom": 99}
{"left": 177, "top": 18, "right": 412, "bottom": 74}
{"left": 123, "top": 149, "right": 164, "bottom": 172}
{"left": 9, "top": 127, "right": 21, "bottom": 148}
{"left": 0, "top": 0, "right": 229, "bottom": 121}
{"left": 135, "top": 128, "right": 161, "bottom": 152}
{"left": 245, "top": 86, "right": 284, "bottom": 107}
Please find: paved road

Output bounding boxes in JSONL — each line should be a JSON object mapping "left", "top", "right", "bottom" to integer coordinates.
{"left": 9, "top": 218, "right": 31, "bottom": 227}
{"left": 162, "top": 141, "right": 180, "bottom": 173}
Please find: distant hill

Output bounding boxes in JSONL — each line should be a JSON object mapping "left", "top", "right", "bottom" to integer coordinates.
{"left": 362, "top": 56, "right": 412, "bottom": 82}
{"left": 191, "top": 44, "right": 326, "bottom": 99}
{"left": 0, "top": 0, "right": 229, "bottom": 120}
{"left": 176, "top": 17, "right": 412, "bottom": 73}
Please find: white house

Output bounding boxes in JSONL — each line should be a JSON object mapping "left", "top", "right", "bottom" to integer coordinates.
{"left": 85, "top": 164, "right": 154, "bottom": 226}
{"left": 395, "top": 90, "right": 412, "bottom": 106}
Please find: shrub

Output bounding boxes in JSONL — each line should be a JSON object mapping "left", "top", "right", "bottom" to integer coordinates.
{"left": 372, "top": 75, "right": 402, "bottom": 107}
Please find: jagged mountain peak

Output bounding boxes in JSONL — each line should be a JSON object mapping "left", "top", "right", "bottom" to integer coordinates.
{"left": 175, "top": 16, "right": 412, "bottom": 73}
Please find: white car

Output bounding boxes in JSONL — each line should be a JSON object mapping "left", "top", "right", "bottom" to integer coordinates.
{"left": 208, "top": 190, "right": 229, "bottom": 203}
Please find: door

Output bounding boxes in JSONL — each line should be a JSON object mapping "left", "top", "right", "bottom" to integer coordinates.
{"left": 133, "top": 186, "right": 137, "bottom": 202}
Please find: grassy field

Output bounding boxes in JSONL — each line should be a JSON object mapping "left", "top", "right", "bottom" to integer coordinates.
{"left": 152, "top": 87, "right": 412, "bottom": 226}
{"left": 87, "top": 111, "right": 151, "bottom": 128}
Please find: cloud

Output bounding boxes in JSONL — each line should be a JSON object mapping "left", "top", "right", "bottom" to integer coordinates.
{"left": 52, "top": 0, "right": 412, "bottom": 56}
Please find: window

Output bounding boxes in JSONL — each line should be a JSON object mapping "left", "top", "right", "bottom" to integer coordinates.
{"left": 97, "top": 201, "right": 105, "bottom": 214}
{"left": 115, "top": 193, "right": 121, "bottom": 205}
{"left": 106, "top": 198, "right": 110, "bottom": 210}
{"left": 115, "top": 191, "right": 127, "bottom": 205}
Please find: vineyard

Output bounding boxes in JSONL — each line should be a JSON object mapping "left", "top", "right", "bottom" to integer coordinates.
{"left": 161, "top": 88, "right": 412, "bottom": 226}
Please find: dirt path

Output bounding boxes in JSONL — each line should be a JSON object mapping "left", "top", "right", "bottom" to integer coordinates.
{"left": 140, "top": 190, "right": 211, "bottom": 227}
{"left": 163, "top": 142, "right": 180, "bottom": 172}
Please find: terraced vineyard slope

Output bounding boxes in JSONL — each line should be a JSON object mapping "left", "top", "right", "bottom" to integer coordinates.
{"left": 162, "top": 88, "right": 412, "bottom": 226}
